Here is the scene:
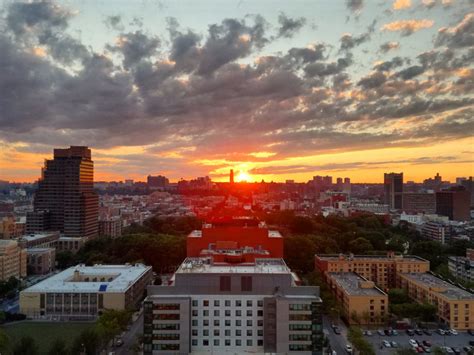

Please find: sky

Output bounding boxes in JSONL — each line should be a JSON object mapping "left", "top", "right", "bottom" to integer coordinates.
{"left": 0, "top": 0, "right": 473, "bottom": 183}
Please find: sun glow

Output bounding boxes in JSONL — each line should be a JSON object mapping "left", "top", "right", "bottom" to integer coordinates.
{"left": 236, "top": 171, "right": 251, "bottom": 182}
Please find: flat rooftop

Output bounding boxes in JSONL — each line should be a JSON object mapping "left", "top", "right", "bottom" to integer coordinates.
{"left": 188, "top": 229, "right": 283, "bottom": 238}
{"left": 328, "top": 272, "right": 386, "bottom": 296}
{"left": 177, "top": 257, "right": 291, "bottom": 274}
{"left": 400, "top": 273, "right": 474, "bottom": 300}
{"left": 21, "top": 264, "right": 151, "bottom": 293}
{"left": 20, "top": 232, "right": 59, "bottom": 242}
{"left": 316, "top": 253, "right": 428, "bottom": 263}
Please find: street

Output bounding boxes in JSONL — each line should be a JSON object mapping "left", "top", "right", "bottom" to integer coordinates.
{"left": 323, "top": 315, "right": 350, "bottom": 354}
{"left": 112, "top": 309, "right": 143, "bottom": 355}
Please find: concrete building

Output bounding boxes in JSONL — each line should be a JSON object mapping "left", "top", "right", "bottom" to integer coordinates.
{"left": 448, "top": 249, "right": 474, "bottom": 283}
{"left": 384, "top": 173, "right": 403, "bottom": 210}
{"left": 315, "top": 252, "right": 430, "bottom": 290}
{"left": 27, "top": 248, "right": 55, "bottom": 275}
{"left": 0, "top": 217, "right": 25, "bottom": 239}
{"left": 421, "top": 221, "right": 451, "bottom": 244}
{"left": 99, "top": 216, "right": 122, "bottom": 238}
{"left": 144, "top": 257, "right": 323, "bottom": 355}
{"left": 0, "top": 240, "right": 27, "bottom": 281}
{"left": 55, "top": 236, "right": 85, "bottom": 253}
{"left": 27, "top": 146, "right": 99, "bottom": 238}
{"left": 436, "top": 186, "right": 471, "bottom": 221}
{"left": 326, "top": 272, "right": 388, "bottom": 325}
{"left": 17, "top": 231, "right": 60, "bottom": 249}
{"left": 147, "top": 175, "right": 169, "bottom": 190}
{"left": 20, "top": 264, "right": 153, "bottom": 320}
{"left": 397, "top": 272, "right": 474, "bottom": 330}
{"left": 460, "top": 177, "right": 474, "bottom": 207}
{"left": 402, "top": 192, "right": 436, "bottom": 214}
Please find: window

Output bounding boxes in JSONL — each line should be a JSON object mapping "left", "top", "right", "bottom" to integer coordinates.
{"left": 203, "top": 319, "right": 209, "bottom": 326}
{"left": 225, "top": 319, "right": 231, "bottom": 326}
{"left": 225, "top": 339, "right": 231, "bottom": 346}
{"left": 257, "top": 300, "right": 263, "bottom": 307}
{"left": 241, "top": 276, "right": 252, "bottom": 291}
{"left": 214, "top": 319, "right": 220, "bottom": 326}
{"left": 236, "top": 329, "right": 242, "bottom": 336}
{"left": 220, "top": 276, "right": 231, "bottom": 291}
{"left": 235, "top": 300, "right": 242, "bottom": 307}
{"left": 192, "top": 339, "right": 198, "bottom": 346}
{"left": 246, "top": 300, "right": 252, "bottom": 307}
{"left": 258, "top": 329, "right": 263, "bottom": 336}
{"left": 258, "top": 339, "right": 263, "bottom": 346}
{"left": 236, "top": 339, "right": 242, "bottom": 346}
{"left": 225, "top": 300, "right": 231, "bottom": 306}
{"left": 214, "top": 339, "right": 219, "bottom": 346}
{"left": 247, "top": 319, "right": 252, "bottom": 326}
{"left": 203, "top": 300, "right": 209, "bottom": 307}
{"left": 192, "top": 310, "right": 198, "bottom": 317}
{"left": 257, "top": 310, "right": 263, "bottom": 317}
{"left": 214, "top": 300, "right": 220, "bottom": 307}
{"left": 203, "top": 340, "right": 209, "bottom": 346}
{"left": 246, "top": 339, "right": 253, "bottom": 346}
{"left": 192, "top": 300, "right": 198, "bottom": 307}
{"left": 192, "top": 320, "right": 198, "bottom": 326}
{"left": 247, "top": 329, "right": 253, "bottom": 336}
{"left": 236, "top": 319, "right": 242, "bottom": 326}
{"left": 214, "top": 329, "right": 220, "bottom": 336}
{"left": 203, "top": 329, "right": 209, "bottom": 336}
{"left": 236, "top": 310, "right": 242, "bottom": 316}
{"left": 203, "top": 310, "right": 209, "bottom": 316}
{"left": 247, "top": 310, "right": 252, "bottom": 316}
{"left": 192, "top": 329, "right": 198, "bottom": 336}
{"left": 225, "top": 329, "right": 230, "bottom": 336}
{"left": 214, "top": 310, "right": 220, "bottom": 317}
{"left": 225, "top": 310, "right": 231, "bottom": 316}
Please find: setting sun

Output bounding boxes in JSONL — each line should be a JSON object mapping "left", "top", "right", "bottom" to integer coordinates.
{"left": 236, "top": 171, "right": 251, "bottom": 182}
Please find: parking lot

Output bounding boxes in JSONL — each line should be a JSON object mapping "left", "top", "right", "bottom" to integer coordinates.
{"left": 363, "top": 329, "right": 474, "bottom": 354}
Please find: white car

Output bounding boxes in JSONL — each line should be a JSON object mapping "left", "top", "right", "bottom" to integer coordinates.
{"left": 382, "top": 340, "right": 391, "bottom": 348}
{"left": 345, "top": 344, "right": 353, "bottom": 354}
{"left": 409, "top": 339, "right": 418, "bottom": 347}
{"left": 449, "top": 329, "right": 458, "bottom": 335}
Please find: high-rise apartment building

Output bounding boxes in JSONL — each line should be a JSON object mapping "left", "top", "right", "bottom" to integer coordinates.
{"left": 402, "top": 192, "right": 436, "bottom": 214}
{"left": 147, "top": 175, "right": 169, "bottom": 189}
{"left": 144, "top": 258, "right": 323, "bottom": 354}
{"left": 27, "top": 146, "right": 99, "bottom": 239}
{"left": 384, "top": 172, "right": 403, "bottom": 210}
{"left": 436, "top": 186, "right": 471, "bottom": 221}
{"left": 0, "top": 240, "right": 27, "bottom": 281}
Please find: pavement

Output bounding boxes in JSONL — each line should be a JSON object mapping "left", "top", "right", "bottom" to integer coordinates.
{"left": 323, "top": 315, "right": 351, "bottom": 354}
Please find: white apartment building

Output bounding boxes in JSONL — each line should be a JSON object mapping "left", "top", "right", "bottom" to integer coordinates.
{"left": 144, "top": 258, "right": 323, "bottom": 355}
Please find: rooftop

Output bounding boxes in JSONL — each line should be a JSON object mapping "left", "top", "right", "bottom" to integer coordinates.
{"left": 328, "top": 272, "right": 387, "bottom": 296}
{"left": 21, "top": 264, "right": 151, "bottom": 293}
{"left": 400, "top": 273, "right": 474, "bottom": 300}
{"left": 188, "top": 229, "right": 283, "bottom": 239}
{"left": 176, "top": 257, "right": 291, "bottom": 274}
{"left": 316, "top": 253, "right": 428, "bottom": 263}
{"left": 19, "top": 232, "right": 59, "bottom": 242}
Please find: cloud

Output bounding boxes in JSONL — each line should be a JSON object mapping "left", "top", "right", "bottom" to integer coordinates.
{"left": 346, "top": 0, "right": 364, "bottom": 12}
{"left": 105, "top": 15, "right": 124, "bottom": 31}
{"left": 379, "top": 41, "right": 400, "bottom": 53}
{"left": 393, "top": 0, "right": 412, "bottom": 10}
{"left": 107, "top": 31, "right": 160, "bottom": 69}
{"left": 396, "top": 65, "right": 425, "bottom": 80}
{"left": 435, "top": 13, "right": 474, "bottom": 48}
{"left": 277, "top": 13, "right": 306, "bottom": 38}
{"left": 382, "top": 19, "right": 434, "bottom": 36}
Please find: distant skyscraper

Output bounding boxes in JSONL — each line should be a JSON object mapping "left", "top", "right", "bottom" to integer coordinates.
{"left": 147, "top": 175, "right": 169, "bottom": 189}
{"left": 230, "top": 169, "right": 234, "bottom": 184}
{"left": 436, "top": 186, "right": 470, "bottom": 221}
{"left": 27, "top": 146, "right": 98, "bottom": 239}
{"left": 384, "top": 173, "right": 403, "bottom": 210}
{"left": 461, "top": 177, "right": 474, "bottom": 207}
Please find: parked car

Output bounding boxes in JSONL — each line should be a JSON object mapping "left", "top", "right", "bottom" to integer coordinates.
{"left": 365, "top": 330, "right": 372, "bottom": 336}
{"left": 391, "top": 329, "right": 399, "bottom": 336}
{"left": 449, "top": 329, "right": 458, "bottom": 335}
{"left": 443, "top": 347, "right": 454, "bottom": 354}
{"left": 468, "top": 329, "right": 474, "bottom": 336}
{"left": 464, "top": 346, "right": 472, "bottom": 352}
{"left": 345, "top": 344, "right": 353, "bottom": 354}
{"left": 406, "top": 329, "right": 415, "bottom": 336}
{"left": 415, "top": 329, "right": 423, "bottom": 335}
{"left": 390, "top": 341, "right": 398, "bottom": 348}
{"left": 384, "top": 329, "right": 391, "bottom": 336}
{"left": 469, "top": 340, "right": 474, "bottom": 346}
{"left": 409, "top": 339, "right": 418, "bottom": 347}
{"left": 377, "top": 329, "right": 385, "bottom": 336}
{"left": 423, "top": 329, "right": 432, "bottom": 335}
{"left": 422, "top": 346, "right": 431, "bottom": 353}
{"left": 437, "top": 329, "right": 446, "bottom": 335}
{"left": 415, "top": 346, "right": 424, "bottom": 353}
{"left": 382, "top": 340, "right": 391, "bottom": 348}
{"left": 423, "top": 340, "right": 432, "bottom": 347}
{"left": 333, "top": 326, "right": 341, "bottom": 335}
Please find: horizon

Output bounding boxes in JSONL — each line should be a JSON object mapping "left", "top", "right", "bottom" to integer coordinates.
{"left": 0, "top": 0, "right": 473, "bottom": 184}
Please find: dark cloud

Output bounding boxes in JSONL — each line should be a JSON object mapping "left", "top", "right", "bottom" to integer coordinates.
{"left": 379, "top": 41, "right": 400, "bottom": 53}
{"left": 276, "top": 13, "right": 306, "bottom": 38}
{"left": 435, "top": 13, "right": 474, "bottom": 48}
{"left": 105, "top": 15, "right": 124, "bottom": 31}
{"left": 374, "top": 56, "right": 405, "bottom": 71}
{"left": 107, "top": 31, "right": 160, "bottom": 69}
{"left": 346, "top": 0, "right": 364, "bottom": 12}
{"left": 396, "top": 65, "right": 425, "bottom": 80}
{"left": 357, "top": 71, "right": 387, "bottom": 89}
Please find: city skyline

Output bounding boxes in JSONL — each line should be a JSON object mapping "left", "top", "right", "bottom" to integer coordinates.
{"left": 0, "top": 0, "right": 473, "bottom": 183}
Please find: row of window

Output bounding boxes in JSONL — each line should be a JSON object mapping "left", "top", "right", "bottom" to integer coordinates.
{"left": 194, "top": 299, "right": 263, "bottom": 307}
{"left": 155, "top": 304, "right": 180, "bottom": 310}
{"left": 192, "top": 339, "right": 263, "bottom": 347}
{"left": 289, "top": 304, "right": 311, "bottom": 311}
{"left": 191, "top": 318, "right": 263, "bottom": 327}
{"left": 219, "top": 276, "right": 253, "bottom": 291}
{"left": 193, "top": 329, "right": 263, "bottom": 337}
{"left": 192, "top": 309, "right": 263, "bottom": 317}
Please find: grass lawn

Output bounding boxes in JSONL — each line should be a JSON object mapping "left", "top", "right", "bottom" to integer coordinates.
{"left": 2, "top": 321, "right": 95, "bottom": 353}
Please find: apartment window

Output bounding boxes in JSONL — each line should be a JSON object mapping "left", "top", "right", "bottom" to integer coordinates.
{"left": 192, "top": 310, "right": 198, "bottom": 317}
{"left": 192, "top": 339, "right": 198, "bottom": 346}
{"left": 220, "top": 276, "right": 231, "bottom": 291}
{"left": 225, "top": 329, "right": 230, "bottom": 336}
{"left": 236, "top": 300, "right": 242, "bottom": 307}
{"left": 214, "top": 310, "right": 220, "bottom": 317}
{"left": 225, "top": 300, "right": 231, "bottom": 306}
{"left": 236, "top": 339, "right": 242, "bottom": 346}
{"left": 214, "top": 319, "right": 220, "bottom": 326}
{"left": 236, "top": 319, "right": 242, "bottom": 326}
{"left": 203, "top": 340, "right": 209, "bottom": 346}
{"left": 258, "top": 339, "right": 263, "bottom": 346}
{"left": 203, "top": 329, "right": 209, "bottom": 336}
{"left": 225, "top": 319, "right": 231, "bottom": 326}
{"left": 236, "top": 329, "right": 242, "bottom": 336}
{"left": 214, "top": 339, "right": 219, "bottom": 346}
{"left": 236, "top": 310, "right": 242, "bottom": 317}
{"left": 192, "top": 320, "right": 198, "bottom": 326}
{"left": 225, "top": 339, "right": 231, "bottom": 346}
{"left": 258, "top": 310, "right": 263, "bottom": 317}
{"left": 214, "top": 300, "right": 220, "bottom": 307}
{"left": 214, "top": 329, "right": 220, "bottom": 336}
{"left": 203, "top": 300, "right": 209, "bottom": 307}
{"left": 258, "top": 329, "right": 263, "bottom": 336}
{"left": 247, "top": 339, "right": 253, "bottom": 346}
{"left": 241, "top": 276, "right": 252, "bottom": 291}
{"left": 225, "top": 310, "right": 231, "bottom": 317}
{"left": 258, "top": 319, "right": 263, "bottom": 327}
{"left": 192, "top": 329, "right": 198, "bottom": 336}
{"left": 203, "top": 310, "right": 209, "bottom": 317}
{"left": 246, "top": 300, "right": 253, "bottom": 307}
{"left": 247, "top": 329, "right": 253, "bottom": 336}
{"left": 203, "top": 319, "right": 209, "bottom": 326}
{"left": 247, "top": 319, "right": 252, "bottom": 326}
{"left": 257, "top": 300, "right": 263, "bottom": 307}
{"left": 247, "top": 310, "right": 253, "bottom": 316}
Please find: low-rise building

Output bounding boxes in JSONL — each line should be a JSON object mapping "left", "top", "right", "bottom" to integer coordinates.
{"left": 20, "top": 264, "right": 153, "bottom": 320}
{"left": 99, "top": 216, "right": 122, "bottom": 238}
{"left": 55, "top": 236, "right": 85, "bottom": 253}
{"left": 17, "top": 231, "right": 60, "bottom": 249}
{"left": 315, "top": 252, "right": 430, "bottom": 290}
{"left": 326, "top": 272, "right": 388, "bottom": 325}
{"left": 448, "top": 249, "right": 474, "bottom": 283}
{"left": 397, "top": 272, "right": 474, "bottom": 330}
{"left": 27, "top": 248, "right": 55, "bottom": 275}
{"left": 144, "top": 257, "right": 323, "bottom": 355}
{"left": 0, "top": 240, "right": 27, "bottom": 280}
{"left": 421, "top": 221, "right": 451, "bottom": 244}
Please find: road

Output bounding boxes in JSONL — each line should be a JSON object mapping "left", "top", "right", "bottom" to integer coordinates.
{"left": 323, "top": 315, "right": 350, "bottom": 354}
{"left": 114, "top": 310, "right": 143, "bottom": 355}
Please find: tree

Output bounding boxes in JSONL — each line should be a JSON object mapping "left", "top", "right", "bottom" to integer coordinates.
{"left": 388, "top": 288, "right": 411, "bottom": 304}
{"left": 347, "top": 327, "right": 376, "bottom": 355}
{"left": 48, "top": 338, "right": 68, "bottom": 355}
{"left": 289, "top": 216, "right": 314, "bottom": 234}
{"left": 70, "top": 329, "right": 100, "bottom": 355}
{"left": 56, "top": 251, "right": 76, "bottom": 269}
{"left": 13, "top": 336, "right": 38, "bottom": 355}
{"left": 0, "top": 328, "right": 9, "bottom": 353}
{"left": 96, "top": 309, "right": 132, "bottom": 347}
{"left": 348, "top": 237, "right": 373, "bottom": 254}
{"left": 284, "top": 236, "right": 317, "bottom": 273}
